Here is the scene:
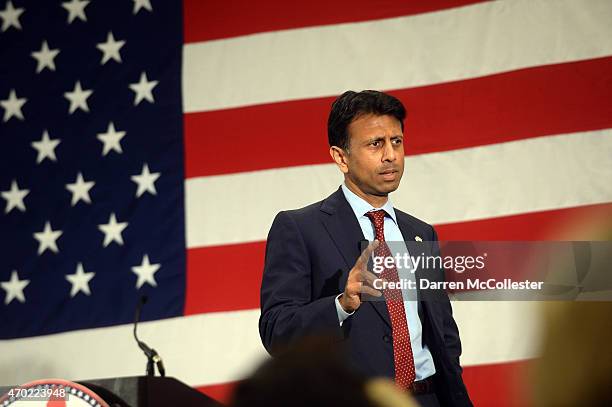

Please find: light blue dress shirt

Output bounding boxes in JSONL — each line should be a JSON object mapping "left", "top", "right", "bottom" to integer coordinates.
{"left": 334, "top": 183, "right": 436, "bottom": 380}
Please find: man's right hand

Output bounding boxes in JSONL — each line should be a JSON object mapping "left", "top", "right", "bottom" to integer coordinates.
{"left": 338, "top": 240, "right": 383, "bottom": 313}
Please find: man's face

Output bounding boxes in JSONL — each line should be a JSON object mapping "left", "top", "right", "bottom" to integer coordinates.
{"left": 337, "top": 114, "right": 405, "bottom": 198}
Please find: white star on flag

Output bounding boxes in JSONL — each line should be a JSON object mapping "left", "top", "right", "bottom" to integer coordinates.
{"left": 34, "top": 221, "right": 63, "bottom": 255}
{"left": 132, "top": 0, "right": 153, "bottom": 14}
{"left": 62, "top": 0, "right": 89, "bottom": 24}
{"left": 1, "top": 89, "right": 27, "bottom": 122}
{"left": 97, "top": 122, "right": 126, "bottom": 156}
{"left": 1, "top": 180, "right": 29, "bottom": 214}
{"left": 1, "top": 271, "right": 30, "bottom": 305}
{"left": 66, "top": 172, "right": 95, "bottom": 206}
{"left": 0, "top": 0, "right": 24, "bottom": 32}
{"left": 65, "top": 263, "right": 95, "bottom": 297}
{"left": 31, "top": 130, "right": 61, "bottom": 164}
{"left": 64, "top": 81, "right": 93, "bottom": 114}
{"left": 96, "top": 31, "right": 126, "bottom": 65}
{"left": 98, "top": 213, "right": 128, "bottom": 247}
{"left": 31, "top": 40, "right": 60, "bottom": 73}
{"left": 132, "top": 254, "right": 160, "bottom": 289}
{"left": 129, "top": 71, "right": 158, "bottom": 106}
{"left": 131, "top": 163, "right": 160, "bottom": 197}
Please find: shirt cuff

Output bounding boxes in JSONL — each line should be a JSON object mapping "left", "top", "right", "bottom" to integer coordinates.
{"left": 335, "top": 294, "right": 355, "bottom": 326}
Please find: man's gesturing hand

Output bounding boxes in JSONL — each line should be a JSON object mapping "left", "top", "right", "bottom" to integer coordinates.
{"left": 338, "top": 240, "right": 383, "bottom": 313}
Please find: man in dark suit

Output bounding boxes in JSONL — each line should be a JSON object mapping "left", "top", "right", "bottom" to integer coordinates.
{"left": 259, "top": 90, "right": 472, "bottom": 407}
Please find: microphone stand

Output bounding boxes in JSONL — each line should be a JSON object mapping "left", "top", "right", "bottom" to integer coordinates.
{"left": 133, "top": 296, "right": 166, "bottom": 377}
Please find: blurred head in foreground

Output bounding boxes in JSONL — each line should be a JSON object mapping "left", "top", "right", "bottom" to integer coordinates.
{"left": 531, "top": 195, "right": 612, "bottom": 405}
{"left": 533, "top": 301, "right": 612, "bottom": 406}
{"left": 230, "top": 338, "right": 416, "bottom": 407}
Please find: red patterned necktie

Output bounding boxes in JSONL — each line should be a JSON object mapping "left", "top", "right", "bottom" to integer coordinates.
{"left": 365, "top": 209, "right": 416, "bottom": 389}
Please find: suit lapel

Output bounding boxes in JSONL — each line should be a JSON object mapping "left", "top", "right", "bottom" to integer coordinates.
{"left": 320, "top": 188, "right": 364, "bottom": 270}
{"left": 320, "top": 187, "right": 393, "bottom": 328}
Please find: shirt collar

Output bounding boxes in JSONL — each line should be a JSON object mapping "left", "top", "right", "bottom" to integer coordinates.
{"left": 341, "top": 183, "right": 397, "bottom": 224}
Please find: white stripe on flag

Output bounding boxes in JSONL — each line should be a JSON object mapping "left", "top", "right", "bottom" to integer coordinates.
{"left": 185, "top": 129, "right": 612, "bottom": 249}
{"left": 1, "top": 302, "right": 541, "bottom": 387}
{"left": 182, "top": 0, "right": 612, "bottom": 112}
{"left": 1, "top": 310, "right": 267, "bottom": 388}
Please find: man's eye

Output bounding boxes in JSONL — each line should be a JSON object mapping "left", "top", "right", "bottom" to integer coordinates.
{"left": 393, "top": 138, "right": 403, "bottom": 145}
{"left": 371, "top": 141, "right": 380, "bottom": 147}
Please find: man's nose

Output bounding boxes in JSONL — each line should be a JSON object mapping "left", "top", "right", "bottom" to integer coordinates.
{"left": 382, "top": 140, "right": 396, "bottom": 162}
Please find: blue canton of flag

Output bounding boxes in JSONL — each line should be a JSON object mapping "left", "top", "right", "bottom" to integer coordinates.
{"left": 0, "top": 0, "right": 185, "bottom": 339}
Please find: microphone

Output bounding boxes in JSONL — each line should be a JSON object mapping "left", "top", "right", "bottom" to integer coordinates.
{"left": 133, "top": 296, "right": 166, "bottom": 377}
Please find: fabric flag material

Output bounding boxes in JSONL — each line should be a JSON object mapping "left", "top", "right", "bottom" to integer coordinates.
{"left": 0, "top": 0, "right": 184, "bottom": 340}
{"left": 1, "top": 0, "right": 612, "bottom": 405}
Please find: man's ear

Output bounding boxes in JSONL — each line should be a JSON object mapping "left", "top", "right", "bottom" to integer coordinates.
{"left": 329, "top": 146, "right": 349, "bottom": 174}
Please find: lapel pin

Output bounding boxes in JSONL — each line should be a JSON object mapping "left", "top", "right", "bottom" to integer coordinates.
{"left": 415, "top": 236, "right": 422, "bottom": 242}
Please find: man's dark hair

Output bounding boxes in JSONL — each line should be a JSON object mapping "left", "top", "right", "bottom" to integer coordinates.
{"left": 327, "top": 90, "right": 406, "bottom": 151}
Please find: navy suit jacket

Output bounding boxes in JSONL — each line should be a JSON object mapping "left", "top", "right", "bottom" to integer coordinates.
{"left": 259, "top": 187, "right": 472, "bottom": 406}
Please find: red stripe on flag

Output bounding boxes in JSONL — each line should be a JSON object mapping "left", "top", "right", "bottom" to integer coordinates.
{"left": 185, "top": 241, "right": 265, "bottom": 315}
{"left": 184, "top": 203, "right": 611, "bottom": 315}
{"left": 462, "top": 360, "right": 533, "bottom": 407}
{"left": 184, "top": 57, "right": 612, "bottom": 178}
{"left": 183, "top": 0, "right": 487, "bottom": 43}
{"left": 195, "top": 359, "right": 533, "bottom": 405}
{"left": 184, "top": 97, "right": 330, "bottom": 177}
{"left": 196, "top": 381, "right": 238, "bottom": 404}
{"left": 436, "top": 202, "right": 612, "bottom": 241}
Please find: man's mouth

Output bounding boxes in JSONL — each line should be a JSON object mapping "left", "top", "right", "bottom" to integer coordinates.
{"left": 379, "top": 169, "right": 398, "bottom": 180}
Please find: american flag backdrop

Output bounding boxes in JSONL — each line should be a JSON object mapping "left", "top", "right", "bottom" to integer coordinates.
{"left": 1, "top": 0, "right": 612, "bottom": 405}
